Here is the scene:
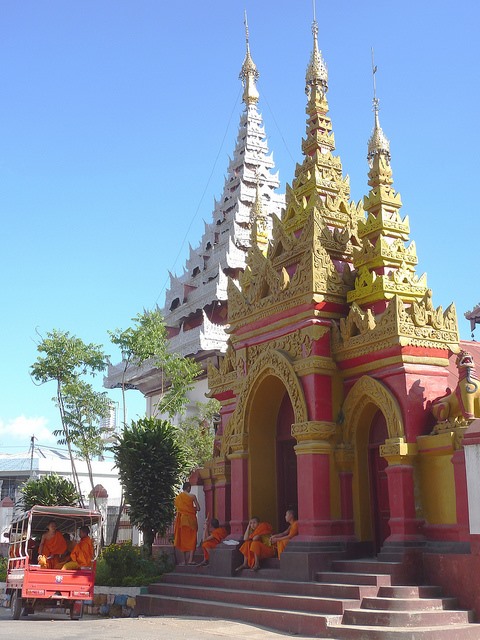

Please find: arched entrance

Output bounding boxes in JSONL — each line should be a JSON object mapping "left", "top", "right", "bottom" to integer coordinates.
{"left": 248, "top": 376, "right": 297, "bottom": 530}
{"left": 368, "top": 411, "right": 390, "bottom": 551}
{"left": 342, "top": 376, "right": 404, "bottom": 549}
{"left": 276, "top": 393, "right": 297, "bottom": 531}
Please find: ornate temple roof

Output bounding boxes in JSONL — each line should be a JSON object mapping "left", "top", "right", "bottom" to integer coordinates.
{"left": 162, "top": 18, "right": 285, "bottom": 356}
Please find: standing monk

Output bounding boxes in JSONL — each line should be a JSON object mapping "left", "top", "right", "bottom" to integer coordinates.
{"left": 270, "top": 509, "right": 298, "bottom": 558}
{"left": 174, "top": 481, "right": 200, "bottom": 565}
{"left": 198, "top": 517, "right": 228, "bottom": 566}
{"left": 236, "top": 517, "right": 274, "bottom": 572}
{"left": 38, "top": 520, "right": 67, "bottom": 569}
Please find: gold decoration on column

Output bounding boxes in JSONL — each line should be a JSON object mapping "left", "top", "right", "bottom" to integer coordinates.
{"left": 335, "top": 444, "right": 355, "bottom": 472}
{"left": 380, "top": 436, "right": 417, "bottom": 466}
{"left": 292, "top": 420, "right": 338, "bottom": 455}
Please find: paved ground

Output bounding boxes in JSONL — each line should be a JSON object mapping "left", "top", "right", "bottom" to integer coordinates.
{"left": 0, "top": 608, "right": 323, "bottom": 639}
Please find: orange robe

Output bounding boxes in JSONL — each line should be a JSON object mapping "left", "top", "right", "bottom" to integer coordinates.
{"left": 239, "top": 522, "right": 273, "bottom": 568}
{"left": 276, "top": 520, "right": 299, "bottom": 557}
{"left": 174, "top": 491, "right": 198, "bottom": 552}
{"left": 40, "top": 531, "right": 67, "bottom": 568}
{"left": 201, "top": 526, "right": 227, "bottom": 561}
{"left": 71, "top": 536, "right": 94, "bottom": 566}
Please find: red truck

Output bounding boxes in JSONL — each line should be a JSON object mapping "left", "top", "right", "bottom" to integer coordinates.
{"left": 6, "top": 504, "right": 102, "bottom": 620}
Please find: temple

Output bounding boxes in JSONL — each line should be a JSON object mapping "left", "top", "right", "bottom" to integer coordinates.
{"left": 104, "top": 17, "right": 284, "bottom": 412}
{"left": 198, "top": 18, "right": 480, "bottom": 618}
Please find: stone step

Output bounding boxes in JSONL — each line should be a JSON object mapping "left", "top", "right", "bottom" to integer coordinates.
{"left": 329, "top": 623, "right": 480, "bottom": 640}
{"left": 149, "top": 581, "right": 359, "bottom": 615}
{"left": 361, "top": 596, "right": 458, "bottom": 611}
{"left": 378, "top": 585, "right": 443, "bottom": 599}
{"left": 135, "top": 593, "right": 340, "bottom": 637}
{"left": 330, "top": 559, "right": 416, "bottom": 584}
{"left": 342, "top": 607, "right": 474, "bottom": 627}
{"left": 160, "top": 571, "right": 359, "bottom": 598}
{"left": 317, "top": 571, "right": 392, "bottom": 586}
{"left": 313, "top": 582, "right": 380, "bottom": 600}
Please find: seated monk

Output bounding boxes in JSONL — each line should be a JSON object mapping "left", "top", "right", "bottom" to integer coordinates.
{"left": 270, "top": 509, "right": 298, "bottom": 558}
{"left": 58, "top": 532, "right": 76, "bottom": 565}
{"left": 38, "top": 520, "right": 67, "bottom": 569}
{"left": 61, "top": 526, "right": 94, "bottom": 570}
{"left": 174, "top": 481, "right": 200, "bottom": 566}
{"left": 236, "top": 517, "right": 274, "bottom": 572}
{"left": 198, "top": 517, "right": 228, "bottom": 566}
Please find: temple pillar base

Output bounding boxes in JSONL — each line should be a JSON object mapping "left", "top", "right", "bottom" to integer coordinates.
{"left": 209, "top": 542, "right": 243, "bottom": 577}
{"left": 279, "top": 539, "right": 371, "bottom": 582}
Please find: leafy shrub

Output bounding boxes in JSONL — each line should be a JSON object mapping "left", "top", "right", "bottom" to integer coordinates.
{"left": 19, "top": 473, "right": 80, "bottom": 510}
{"left": 0, "top": 556, "right": 7, "bottom": 581}
{"left": 95, "top": 541, "right": 173, "bottom": 587}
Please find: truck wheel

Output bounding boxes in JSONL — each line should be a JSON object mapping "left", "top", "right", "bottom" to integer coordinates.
{"left": 69, "top": 600, "right": 83, "bottom": 620}
{"left": 11, "top": 591, "right": 22, "bottom": 620}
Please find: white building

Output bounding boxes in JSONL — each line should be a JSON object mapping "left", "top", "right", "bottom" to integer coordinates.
{"left": 104, "top": 24, "right": 285, "bottom": 418}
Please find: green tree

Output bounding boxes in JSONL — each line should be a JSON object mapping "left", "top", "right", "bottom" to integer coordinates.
{"left": 175, "top": 399, "right": 220, "bottom": 475}
{"left": 109, "top": 308, "right": 200, "bottom": 425}
{"left": 111, "top": 417, "right": 189, "bottom": 555}
{"left": 19, "top": 473, "right": 80, "bottom": 511}
{"left": 108, "top": 308, "right": 200, "bottom": 544}
{"left": 54, "top": 380, "right": 112, "bottom": 511}
{"left": 30, "top": 329, "right": 108, "bottom": 504}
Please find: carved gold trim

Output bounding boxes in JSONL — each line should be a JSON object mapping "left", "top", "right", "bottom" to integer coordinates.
{"left": 291, "top": 420, "right": 338, "bottom": 442}
{"left": 332, "top": 296, "right": 459, "bottom": 361}
{"left": 343, "top": 375, "right": 404, "bottom": 445}
{"left": 340, "top": 354, "right": 450, "bottom": 378}
{"left": 229, "top": 312, "right": 329, "bottom": 345}
{"left": 380, "top": 437, "right": 417, "bottom": 465}
{"left": 293, "top": 355, "right": 338, "bottom": 376}
{"left": 294, "top": 441, "right": 333, "bottom": 455}
{"left": 335, "top": 445, "right": 355, "bottom": 471}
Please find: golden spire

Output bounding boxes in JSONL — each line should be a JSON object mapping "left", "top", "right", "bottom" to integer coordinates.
{"left": 367, "top": 50, "right": 390, "bottom": 167}
{"left": 347, "top": 53, "right": 427, "bottom": 308}
{"left": 239, "top": 10, "right": 259, "bottom": 105}
{"left": 305, "top": 18, "right": 328, "bottom": 97}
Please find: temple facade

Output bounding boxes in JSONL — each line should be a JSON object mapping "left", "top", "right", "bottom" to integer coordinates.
{"left": 203, "top": 19, "right": 480, "bottom": 612}
{"left": 104, "top": 22, "right": 284, "bottom": 416}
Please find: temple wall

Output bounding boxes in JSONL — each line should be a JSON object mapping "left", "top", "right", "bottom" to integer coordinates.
{"left": 423, "top": 546, "right": 480, "bottom": 619}
{"left": 417, "top": 433, "right": 457, "bottom": 526}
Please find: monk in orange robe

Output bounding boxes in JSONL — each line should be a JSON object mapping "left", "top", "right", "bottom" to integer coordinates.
{"left": 38, "top": 520, "right": 67, "bottom": 569}
{"left": 236, "top": 517, "right": 274, "bottom": 572}
{"left": 61, "top": 526, "right": 94, "bottom": 570}
{"left": 198, "top": 517, "right": 227, "bottom": 566}
{"left": 174, "top": 481, "right": 200, "bottom": 565}
{"left": 270, "top": 509, "right": 299, "bottom": 558}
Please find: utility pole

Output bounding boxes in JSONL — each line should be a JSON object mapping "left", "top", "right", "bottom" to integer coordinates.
{"left": 29, "top": 434, "right": 37, "bottom": 474}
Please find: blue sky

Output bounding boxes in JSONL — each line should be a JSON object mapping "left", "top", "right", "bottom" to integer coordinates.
{"left": 1, "top": 1, "right": 478, "bottom": 452}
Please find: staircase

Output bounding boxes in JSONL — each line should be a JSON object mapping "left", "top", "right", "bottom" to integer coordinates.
{"left": 135, "top": 557, "right": 480, "bottom": 639}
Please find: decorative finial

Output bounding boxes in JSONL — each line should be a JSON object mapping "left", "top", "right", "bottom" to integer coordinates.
{"left": 239, "top": 10, "right": 259, "bottom": 105}
{"left": 305, "top": 6, "right": 328, "bottom": 97}
{"left": 367, "top": 50, "right": 390, "bottom": 164}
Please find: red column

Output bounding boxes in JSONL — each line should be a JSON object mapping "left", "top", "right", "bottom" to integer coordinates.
{"left": 338, "top": 471, "right": 355, "bottom": 536}
{"left": 229, "top": 455, "right": 249, "bottom": 536}
{"left": 296, "top": 447, "right": 334, "bottom": 539}
{"left": 203, "top": 478, "right": 214, "bottom": 521}
{"left": 452, "top": 449, "right": 470, "bottom": 541}
{"left": 385, "top": 464, "right": 423, "bottom": 541}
